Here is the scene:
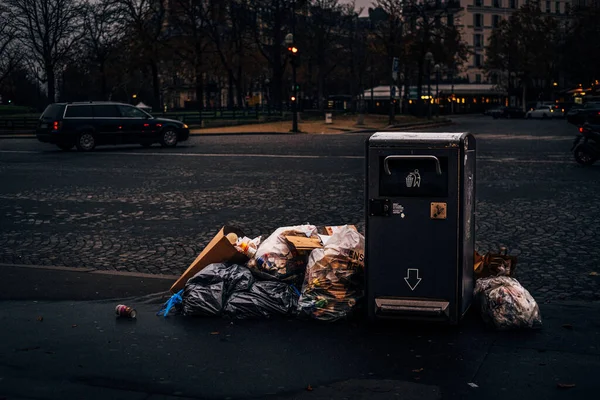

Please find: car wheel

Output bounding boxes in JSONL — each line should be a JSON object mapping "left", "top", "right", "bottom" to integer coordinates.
{"left": 526, "top": 114, "right": 531, "bottom": 119}
{"left": 76, "top": 132, "right": 96, "bottom": 152}
{"left": 574, "top": 144, "right": 598, "bottom": 166}
{"left": 57, "top": 144, "right": 73, "bottom": 151}
{"left": 159, "top": 128, "right": 178, "bottom": 148}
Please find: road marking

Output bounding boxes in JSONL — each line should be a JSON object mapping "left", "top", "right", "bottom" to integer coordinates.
{"left": 0, "top": 150, "right": 573, "bottom": 164}
{"left": 0, "top": 150, "right": 364, "bottom": 160}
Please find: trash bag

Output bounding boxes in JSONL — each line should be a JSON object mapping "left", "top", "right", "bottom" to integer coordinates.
{"left": 248, "top": 224, "right": 319, "bottom": 285}
{"left": 298, "top": 225, "right": 365, "bottom": 321}
{"left": 182, "top": 263, "right": 253, "bottom": 316}
{"left": 224, "top": 281, "right": 299, "bottom": 319}
{"left": 474, "top": 276, "right": 542, "bottom": 330}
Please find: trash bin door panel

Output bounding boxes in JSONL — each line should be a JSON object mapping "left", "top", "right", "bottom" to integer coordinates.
{"left": 379, "top": 155, "right": 449, "bottom": 197}
{"left": 367, "top": 197, "right": 459, "bottom": 305}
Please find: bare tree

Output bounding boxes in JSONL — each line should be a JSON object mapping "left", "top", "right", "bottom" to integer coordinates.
{"left": 169, "top": 0, "right": 212, "bottom": 110}
{"left": 114, "top": 0, "right": 167, "bottom": 110}
{"left": 0, "top": 3, "right": 22, "bottom": 87}
{"left": 6, "top": 0, "right": 84, "bottom": 104}
{"left": 82, "top": 0, "right": 125, "bottom": 100}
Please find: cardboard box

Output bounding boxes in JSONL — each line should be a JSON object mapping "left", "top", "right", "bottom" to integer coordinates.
{"left": 170, "top": 226, "right": 248, "bottom": 293}
{"left": 284, "top": 235, "right": 323, "bottom": 252}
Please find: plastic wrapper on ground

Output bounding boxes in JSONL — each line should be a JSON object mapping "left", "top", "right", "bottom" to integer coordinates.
{"left": 249, "top": 224, "right": 319, "bottom": 286}
{"left": 182, "top": 263, "right": 254, "bottom": 316}
{"left": 224, "top": 281, "right": 299, "bottom": 319}
{"left": 474, "top": 276, "right": 542, "bottom": 330}
{"left": 298, "top": 225, "right": 365, "bottom": 321}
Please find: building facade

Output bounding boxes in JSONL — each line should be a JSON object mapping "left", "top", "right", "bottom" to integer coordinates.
{"left": 457, "top": 0, "right": 573, "bottom": 83}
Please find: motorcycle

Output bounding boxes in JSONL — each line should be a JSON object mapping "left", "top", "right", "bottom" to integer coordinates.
{"left": 572, "top": 123, "right": 600, "bottom": 166}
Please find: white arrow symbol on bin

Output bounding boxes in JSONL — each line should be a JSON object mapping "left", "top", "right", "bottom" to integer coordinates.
{"left": 404, "top": 269, "right": 422, "bottom": 291}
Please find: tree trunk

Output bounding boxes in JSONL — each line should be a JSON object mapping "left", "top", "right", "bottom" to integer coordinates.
{"left": 317, "top": 68, "right": 325, "bottom": 112}
{"left": 46, "top": 62, "right": 55, "bottom": 104}
{"left": 150, "top": 61, "right": 160, "bottom": 111}
{"left": 227, "top": 70, "right": 235, "bottom": 109}
{"left": 100, "top": 60, "right": 108, "bottom": 101}
{"left": 272, "top": 62, "right": 283, "bottom": 112}
{"left": 195, "top": 72, "right": 204, "bottom": 110}
{"left": 236, "top": 63, "right": 243, "bottom": 109}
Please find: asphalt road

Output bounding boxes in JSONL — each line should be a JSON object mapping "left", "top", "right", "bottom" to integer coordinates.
{"left": 1, "top": 115, "right": 598, "bottom": 302}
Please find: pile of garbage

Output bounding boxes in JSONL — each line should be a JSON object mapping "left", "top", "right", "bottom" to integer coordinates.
{"left": 474, "top": 248, "right": 542, "bottom": 330}
{"left": 159, "top": 224, "right": 364, "bottom": 322}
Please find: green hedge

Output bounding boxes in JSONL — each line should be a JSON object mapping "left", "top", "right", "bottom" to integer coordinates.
{"left": 0, "top": 105, "right": 36, "bottom": 116}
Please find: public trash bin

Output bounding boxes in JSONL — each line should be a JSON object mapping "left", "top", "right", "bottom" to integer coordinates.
{"left": 365, "top": 132, "right": 476, "bottom": 324}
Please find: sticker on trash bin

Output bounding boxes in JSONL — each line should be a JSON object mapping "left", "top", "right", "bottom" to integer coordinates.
{"left": 430, "top": 202, "right": 447, "bottom": 220}
{"left": 405, "top": 169, "right": 421, "bottom": 188}
{"left": 392, "top": 203, "right": 405, "bottom": 218}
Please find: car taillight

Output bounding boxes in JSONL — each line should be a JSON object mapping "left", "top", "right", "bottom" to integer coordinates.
{"left": 156, "top": 123, "right": 162, "bottom": 127}
{"left": 52, "top": 121, "right": 61, "bottom": 131}
{"left": 579, "top": 127, "right": 584, "bottom": 133}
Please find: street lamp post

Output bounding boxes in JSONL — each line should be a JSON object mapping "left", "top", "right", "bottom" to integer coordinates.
{"left": 285, "top": 33, "right": 299, "bottom": 133}
{"left": 434, "top": 64, "right": 440, "bottom": 117}
{"left": 425, "top": 52, "right": 434, "bottom": 120}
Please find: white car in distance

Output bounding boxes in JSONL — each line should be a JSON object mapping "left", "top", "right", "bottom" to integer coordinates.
{"left": 525, "top": 105, "right": 555, "bottom": 119}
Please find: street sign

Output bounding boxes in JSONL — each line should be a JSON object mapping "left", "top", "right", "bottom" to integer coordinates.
{"left": 392, "top": 57, "right": 399, "bottom": 81}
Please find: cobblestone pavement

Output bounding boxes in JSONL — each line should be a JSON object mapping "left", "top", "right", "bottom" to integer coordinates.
{"left": 0, "top": 116, "right": 598, "bottom": 302}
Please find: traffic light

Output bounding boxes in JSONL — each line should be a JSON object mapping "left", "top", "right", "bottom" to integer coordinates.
{"left": 287, "top": 46, "right": 298, "bottom": 55}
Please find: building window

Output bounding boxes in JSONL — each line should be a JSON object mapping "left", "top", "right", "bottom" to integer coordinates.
{"left": 555, "top": 1, "right": 560, "bottom": 13}
{"left": 447, "top": 13, "right": 454, "bottom": 26}
{"left": 476, "top": 74, "right": 482, "bottom": 83}
{"left": 545, "top": 0, "right": 550, "bottom": 11}
{"left": 492, "top": 15, "right": 501, "bottom": 28}
{"left": 475, "top": 54, "right": 482, "bottom": 67}
{"left": 474, "top": 34, "right": 483, "bottom": 48}
{"left": 493, "top": 0, "right": 501, "bottom": 7}
{"left": 474, "top": 13, "right": 483, "bottom": 28}
{"left": 475, "top": 0, "right": 483, "bottom": 6}
{"left": 510, "top": 0, "right": 517, "bottom": 8}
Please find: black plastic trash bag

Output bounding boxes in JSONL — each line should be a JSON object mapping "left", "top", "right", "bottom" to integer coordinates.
{"left": 224, "top": 281, "right": 299, "bottom": 319}
{"left": 182, "top": 263, "right": 253, "bottom": 316}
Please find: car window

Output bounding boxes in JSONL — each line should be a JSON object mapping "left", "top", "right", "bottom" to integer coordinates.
{"left": 64, "top": 105, "right": 93, "bottom": 118}
{"left": 117, "top": 105, "right": 148, "bottom": 118}
{"left": 40, "top": 104, "right": 66, "bottom": 119}
{"left": 93, "top": 105, "right": 120, "bottom": 118}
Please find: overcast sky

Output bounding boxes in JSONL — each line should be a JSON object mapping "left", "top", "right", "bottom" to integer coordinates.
{"left": 348, "top": 0, "right": 375, "bottom": 16}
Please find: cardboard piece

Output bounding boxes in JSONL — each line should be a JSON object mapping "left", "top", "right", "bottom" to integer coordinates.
{"left": 170, "top": 226, "right": 248, "bottom": 293}
{"left": 284, "top": 235, "right": 323, "bottom": 251}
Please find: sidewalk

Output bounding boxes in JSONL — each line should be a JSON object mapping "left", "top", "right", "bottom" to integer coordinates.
{"left": 189, "top": 115, "right": 450, "bottom": 135}
{"left": 0, "top": 265, "right": 598, "bottom": 400}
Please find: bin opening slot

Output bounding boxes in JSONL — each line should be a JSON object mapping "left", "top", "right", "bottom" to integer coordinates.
{"left": 375, "top": 298, "right": 450, "bottom": 319}
{"left": 379, "top": 156, "right": 448, "bottom": 197}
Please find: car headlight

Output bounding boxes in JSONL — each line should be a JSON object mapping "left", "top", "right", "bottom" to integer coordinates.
{"left": 183, "top": 124, "right": 189, "bottom": 129}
